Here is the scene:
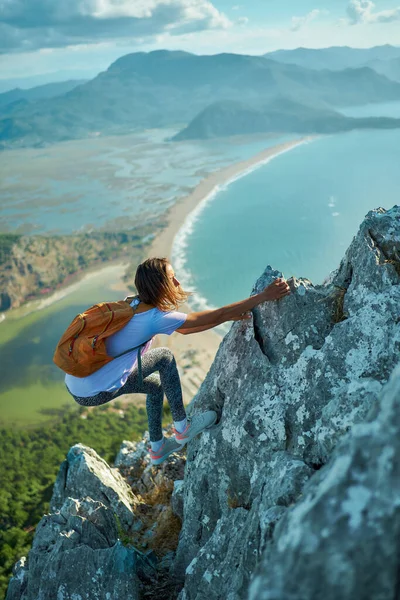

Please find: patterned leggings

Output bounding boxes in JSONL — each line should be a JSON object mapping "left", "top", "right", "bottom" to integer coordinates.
{"left": 68, "top": 347, "right": 187, "bottom": 442}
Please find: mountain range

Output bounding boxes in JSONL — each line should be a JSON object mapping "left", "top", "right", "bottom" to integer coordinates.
{"left": 265, "top": 44, "right": 400, "bottom": 79}
{"left": 1, "top": 47, "right": 400, "bottom": 148}
{"left": 0, "top": 80, "right": 88, "bottom": 110}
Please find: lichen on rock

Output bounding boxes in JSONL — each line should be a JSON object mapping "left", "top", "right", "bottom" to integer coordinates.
{"left": 6, "top": 434, "right": 186, "bottom": 600}
{"left": 6, "top": 496, "right": 153, "bottom": 600}
{"left": 248, "top": 362, "right": 400, "bottom": 600}
{"left": 51, "top": 443, "right": 140, "bottom": 533}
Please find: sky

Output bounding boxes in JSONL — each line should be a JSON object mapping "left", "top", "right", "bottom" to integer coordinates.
{"left": 0, "top": 0, "right": 399, "bottom": 87}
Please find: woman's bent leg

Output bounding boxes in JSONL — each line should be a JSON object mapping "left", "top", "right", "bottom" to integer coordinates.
{"left": 114, "top": 347, "right": 186, "bottom": 441}
{"left": 144, "top": 374, "right": 165, "bottom": 443}
{"left": 113, "top": 371, "right": 164, "bottom": 442}
{"left": 69, "top": 389, "right": 114, "bottom": 407}
{"left": 70, "top": 347, "right": 186, "bottom": 443}
{"left": 150, "top": 347, "right": 186, "bottom": 422}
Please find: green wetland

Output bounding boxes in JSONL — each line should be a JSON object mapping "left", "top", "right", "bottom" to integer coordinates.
{"left": 0, "top": 264, "right": 129, "bottom": 428}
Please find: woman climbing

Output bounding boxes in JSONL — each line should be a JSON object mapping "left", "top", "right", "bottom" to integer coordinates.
{"left": 64, "top": 257, "right": 290, "bottom": 465}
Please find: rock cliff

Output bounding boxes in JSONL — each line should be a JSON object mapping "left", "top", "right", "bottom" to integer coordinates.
{"left": 6, "top": 205, "right": 400, "bottom": 600}
{"left": 0, "top": 228, "right": 158, "bottom": 312}
{"left": 173, "top": 205, "right": 400, "bottom": 599}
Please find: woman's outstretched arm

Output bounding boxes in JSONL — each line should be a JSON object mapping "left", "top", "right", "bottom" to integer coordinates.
{"left": 176, "top": 313, "right": 251, "bottom": 335}
{"left": 177, "top": 277, "right": 290, "bottom": 335}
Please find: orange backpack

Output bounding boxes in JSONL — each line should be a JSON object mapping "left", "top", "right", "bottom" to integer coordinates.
{"left": 53, "top": 298, "right": 150, "bottom": 383}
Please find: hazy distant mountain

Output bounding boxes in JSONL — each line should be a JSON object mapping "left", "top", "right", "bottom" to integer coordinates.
{"left": 0, "top": 80, "right": 88, "bottom": 110}
{"left": 172, "top": 98, "right": 400, "bottom": 140}
{"left": 366, "top": 57, "right": 400, "bottom": 83}
{"left": 265, "top": 45, "right": 400, "bottom": 72}
{"left": 105, "top": 50, "right": 400, "bottom": 107}
{"left": 0, "top": 71, "right": 98, "bottom": 94}
{"left": 1, "top": 50, "right": 400, "bottom": 149}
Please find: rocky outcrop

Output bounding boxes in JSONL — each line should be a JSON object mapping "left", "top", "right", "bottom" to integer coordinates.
{"left": 50, "top": 444, "right": 141, "bottom": 532}
{"left": 0, "top": 229, "right": 154, "bottom": 312}
{"left": 172, "top": 205, "right": 400, "bottom": 598}
{"left": 6, "top": 497, "right": 154, "bottom": 600}
{"left": 6, "top": 439, "right": 186, "bottom": 600}
{"left": 248, "top": 362, "right": 400, "bottom": 600}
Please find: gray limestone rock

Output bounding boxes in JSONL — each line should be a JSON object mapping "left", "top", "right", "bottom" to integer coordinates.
{"left": 51, "top": 444, "right": 140, "bottom": 532}
{"left": 248, "top": 362, "right": 400, "bottom": 600}
{"left": 178, "top": 498, "right": 287, "bottom": 600}
{"left": 115, "top": 430, "right": 186, "bottom": 497}
{"left": 115, "top": 436, "right": 149, "bottom": 469}
{"left": 172, "top": 205, "right": 400, "bottom": 598}
{"left": 6, "top": 497, "right": 156, "bottom": 600}
{"left": 171, "top": 480, "right": 185, "bottom": 520}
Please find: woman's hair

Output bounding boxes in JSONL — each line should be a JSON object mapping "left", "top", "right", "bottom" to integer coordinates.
{"left": 134, "top": 257, "right": 192, "bottom": 311}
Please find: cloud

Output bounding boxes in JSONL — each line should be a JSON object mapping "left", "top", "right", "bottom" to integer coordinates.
{"left": 347, "top": 0, "right": 400, "bottom": 24}
{"left": 0, "top": 0, "right": 231, "bottom": 53}
{"left": 290, "top": 9, "right": 320, "bottom": 32}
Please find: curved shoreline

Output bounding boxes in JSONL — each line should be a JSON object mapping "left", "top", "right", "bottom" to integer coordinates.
{"left": 1, "top": 136, "right": 311, "bottom": 324}
{"left": 148, "top": 137, "right": 313, "bottom": 262}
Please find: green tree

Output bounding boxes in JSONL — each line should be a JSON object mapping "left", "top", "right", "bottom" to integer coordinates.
{"left": 0, "top": 403, "right": 150, "bottom": 598}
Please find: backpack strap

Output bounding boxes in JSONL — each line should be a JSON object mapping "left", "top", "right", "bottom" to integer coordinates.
{"left": 114, "top": 340, "right": 151, "bottom": 385}
{"left": 137, "top": 343, "right": 144, "bottom": 386}
{"left": 113, "top": 296, "right": 151, "bottom": 385}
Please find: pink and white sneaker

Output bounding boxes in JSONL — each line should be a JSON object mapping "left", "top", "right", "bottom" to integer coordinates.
{"left": 173, "top": 411, "right": 217, "bottom": 447}
{"left": 149, "top": 436, "right": 184, "bottom": 466}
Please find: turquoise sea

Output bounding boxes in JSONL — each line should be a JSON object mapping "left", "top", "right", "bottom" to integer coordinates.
{"left": 173, "top": 106, "right": 400, "bottom": 312}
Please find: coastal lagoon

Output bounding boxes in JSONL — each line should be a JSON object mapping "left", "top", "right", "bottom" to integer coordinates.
{"left": 173, "top": 122, "right": 400, "bottom": 316}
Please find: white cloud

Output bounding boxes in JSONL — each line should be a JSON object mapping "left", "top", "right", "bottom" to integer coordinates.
{"left": 291, "top": 9, "right": 321, "bottom": 32}
{"left": 237, "top": 16, "right": 249, "bottom": 26}
{"left": 2, "top": 15, "right": 400, "bottom": 86}
{"left": 347, "top": 0, "right": 400, "bottom": 24}
{"left": 0, "top": 0, "right": 231, "bottom": 53}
